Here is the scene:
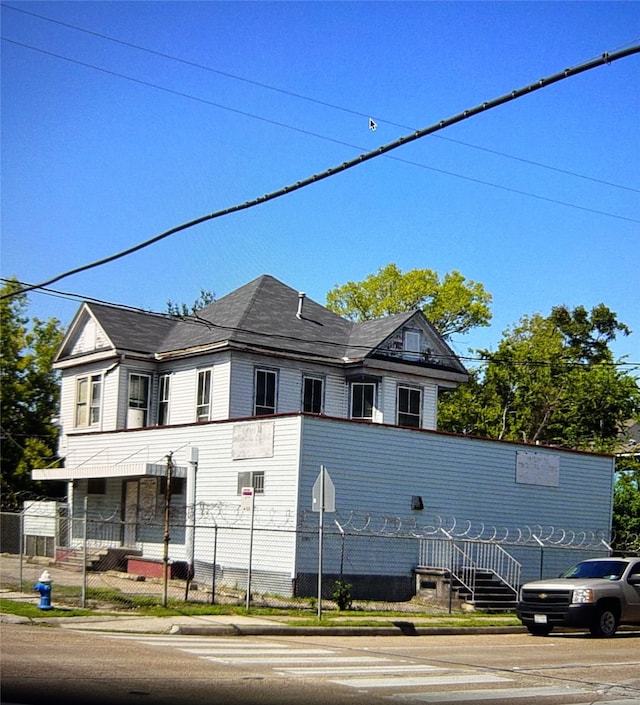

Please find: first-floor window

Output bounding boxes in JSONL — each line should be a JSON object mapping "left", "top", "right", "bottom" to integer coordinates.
{"left": 303, "top": 376, "right": 324, "bottom": 414}
{"left": 237, "top": 471, "right": 265, "bottom": 494}
{"left": 254, "top": 368, "right": 277, "bottom": 415}
{"left": 398, "top": 385, "right": 422, "bottom": 428}
{"left": 87, "top": 478, "right": 106, "bottom": 495}
{"left": 75, "top": 374, "right": 102, "bottom": 427}
{"left": 128, "top": 373, "right": 150, "bottom": 427}
{"left": 196, "top": 369, "right": 212, "bottom": 421}
{"left": 158, "top": 374, "right": 170, "bottom": 425}
{"left": 350, "top": 382, "right": 376, "bottom": 420}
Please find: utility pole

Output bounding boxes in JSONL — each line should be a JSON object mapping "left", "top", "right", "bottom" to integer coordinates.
{"left": 162, "top": 451, "right": 173, "bottom": 608}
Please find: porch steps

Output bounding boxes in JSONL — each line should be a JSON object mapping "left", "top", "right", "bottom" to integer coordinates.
{"left": 54, "top": 547, "right": 140, "bottom": 572}
{"left": 451, "top": 569, "right": 517, "bottom": 613}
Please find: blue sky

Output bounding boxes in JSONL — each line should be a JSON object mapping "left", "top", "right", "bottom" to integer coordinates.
{"left": 2, "top": 1, "right": 639, "bottom": 370}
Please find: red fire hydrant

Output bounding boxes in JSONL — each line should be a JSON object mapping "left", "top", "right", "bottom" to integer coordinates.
{"left": 33, "top": 570, "right": 53, "bottom": 610}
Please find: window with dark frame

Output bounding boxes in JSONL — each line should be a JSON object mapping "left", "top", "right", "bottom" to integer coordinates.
{"left": 158, "top": 374, "right": 170, "bottom": 425}
{"left": 128, "top": 373, "right": 150, "bottom": 426}
{"left": 350, "top": 381, "right": 375, "bottom": 420}
{"left": 303, "top": 376, "right": 323, "bottom": 414}
{"left": 237, "top": 471, "right": 265, "bottom": 494}
{"left": 254, "top": 369, "right": 277, "bottom": 415}
{"left": 87, "top": 478, "right": 106, "bottom": 495}
{"left": 398, "top": 385, "right": 422, "bottom": 428}
{"left": 159, "top": 477, "right": 184, "bottom": 495}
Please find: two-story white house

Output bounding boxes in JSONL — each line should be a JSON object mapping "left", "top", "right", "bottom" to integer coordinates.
{"left": 33, "top": 275, "right": 615, "bottom": 600}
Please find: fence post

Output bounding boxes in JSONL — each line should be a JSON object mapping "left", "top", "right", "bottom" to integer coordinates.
{"left": 82, "top": 496, "right": 88, "bottom": 608}
{"left": 244, "top": 489, "right": 255, "bottom": 611}
{"left": 211, "top": 524, "right": 218, "bottom": 605}
{"left": 19, "top": 509, "right": 24, "bottom": 590}
{"left": 162, "top": 452, "right": 174, "bottom": 608}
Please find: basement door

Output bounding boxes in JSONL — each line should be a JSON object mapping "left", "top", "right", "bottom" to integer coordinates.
{"left": 123, "top": 480, "right": 138, "bottom": 546}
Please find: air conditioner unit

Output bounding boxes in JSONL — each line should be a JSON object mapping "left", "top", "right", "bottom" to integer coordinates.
{"left": 127, "top": 408, "right": 146, "bottom": 428}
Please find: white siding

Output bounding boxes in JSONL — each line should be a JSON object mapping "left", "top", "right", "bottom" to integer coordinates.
{"left": 422, "top": 383, "right": 438, "bottom": 429}
{"left": 59, "top": 416, "right": 304, "bottom": 580}
{"left": 297, "top": 415, "right": 614, "bottom": 583}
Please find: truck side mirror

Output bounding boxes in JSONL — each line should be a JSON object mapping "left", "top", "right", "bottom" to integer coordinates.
{"left": 628, "top": 574, "right": 640, "bottom": 586}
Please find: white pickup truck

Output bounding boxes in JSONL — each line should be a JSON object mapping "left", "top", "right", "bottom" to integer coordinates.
{"left": 516, "top": 556, "right": 640, "bottom": 637}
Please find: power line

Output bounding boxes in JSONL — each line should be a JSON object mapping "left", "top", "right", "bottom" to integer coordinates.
{"left": 3, "top": 278, "right": 638, "bottom": 371}
{"left": 4, "top": 3, "right": 638, "bottom": 194}
{"left": 3, "top": 44, "right": 639, "bottom": 301}
{"left": 6, "top": 35, "right": 638, "bottom": 221}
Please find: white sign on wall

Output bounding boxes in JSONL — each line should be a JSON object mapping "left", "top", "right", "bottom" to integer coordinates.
{"left": 232, "top": 421, "right": 275, "bottom": 460}
{"left": 516, "top": 451, "right": 560, "bottom": 487}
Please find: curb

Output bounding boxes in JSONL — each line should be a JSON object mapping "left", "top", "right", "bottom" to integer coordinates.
{"left": 172, "top": 624, "right": 527, "bottom": 637}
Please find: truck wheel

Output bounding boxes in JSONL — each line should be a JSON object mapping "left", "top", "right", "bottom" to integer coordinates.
{"left": 527, "top": 624, "right": 552, "bottom": 636}
{"left": 589, "top": 605, "right": 619, "bottom": 638}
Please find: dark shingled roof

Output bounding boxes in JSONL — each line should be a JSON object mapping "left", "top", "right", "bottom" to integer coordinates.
{"left": 159, "top": 275, "right": 353, "bottom": 359}
{"left": 63, "top": 275, "right": 465, "bottom": 374}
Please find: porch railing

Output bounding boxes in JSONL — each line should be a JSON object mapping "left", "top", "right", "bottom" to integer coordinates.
{"left": 418, "top": 536, "right": 521, "bottom": 601}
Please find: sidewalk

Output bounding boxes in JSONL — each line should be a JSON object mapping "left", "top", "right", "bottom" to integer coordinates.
{"left": 0, "top": 588, "right": 525, "bottom": 637}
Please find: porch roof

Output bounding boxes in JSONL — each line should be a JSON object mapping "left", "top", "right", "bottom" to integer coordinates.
{"left": 32, "top": 463, "right": 188, "bottom": 481}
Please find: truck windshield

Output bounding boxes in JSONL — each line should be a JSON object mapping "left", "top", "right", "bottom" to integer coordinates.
{"left": 561, "top": 560, "right": 627, "bottom": 580}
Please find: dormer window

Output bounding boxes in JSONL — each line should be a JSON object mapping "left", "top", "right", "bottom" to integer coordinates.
{"left": 403, "top": 330, "right": 421, "bottom": 361}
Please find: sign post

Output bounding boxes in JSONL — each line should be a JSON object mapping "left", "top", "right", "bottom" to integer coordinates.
{"left": 242, "top": 486, "right": 255, "bottom": 610}
{"left": 312, "top": 465, "right": 335, "bottom": 620}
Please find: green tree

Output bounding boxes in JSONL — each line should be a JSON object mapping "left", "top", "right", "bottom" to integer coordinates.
{"left": 166, "top": 289, "right": 216, "bottom": 317}
{"left": 326, "top": 263, "right": 492, "bottom": 339}
{"left": 0, "top": 279, "right": 65, "bottom": 508}
{"left": 439, "top": 304, "right": 639, "bottom": 451}
{"left": 613, "top": 454, "right": 640, "bottom": 553}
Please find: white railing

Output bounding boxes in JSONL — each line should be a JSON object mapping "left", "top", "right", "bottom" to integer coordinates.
{"left": 418, "top": 536, "right": 521, "bottom": 600}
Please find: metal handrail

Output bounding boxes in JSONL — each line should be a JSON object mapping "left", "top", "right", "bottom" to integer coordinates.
{"left": 418, "top": 537, "right": 521, "bottom": 601}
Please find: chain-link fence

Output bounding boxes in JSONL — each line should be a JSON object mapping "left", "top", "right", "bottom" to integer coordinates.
{"left": 2, "top": 505, "right": 638, "bottom": 612}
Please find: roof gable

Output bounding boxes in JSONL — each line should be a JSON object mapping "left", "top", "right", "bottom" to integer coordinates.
{"left": 56, "top": 303, "right": 176, "bottom": 363}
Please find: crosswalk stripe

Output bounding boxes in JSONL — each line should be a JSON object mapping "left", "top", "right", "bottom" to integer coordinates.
{"left": 389, "top": 685, "right": 591, "bottom": 702}
{"left": 332, "top": 673, "right": 511, "bottom": 688}
{"left": 204, "top": 655, "right": 388, "bottom": 664}
{"left": 278, "top": 664, "right": 446, "bottom": 676}
{"left": 183, "top": 648, "right": 334, "bottom": 657}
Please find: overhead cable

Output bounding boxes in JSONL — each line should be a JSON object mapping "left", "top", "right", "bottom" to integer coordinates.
{"left": 4, "top": 37, "right": 637, "bottom": 222}
{"left": 4, "top": 4, "right": 638, "bottom": 194}
{"left": 2, "top": 44, "right": 639, "bottom": 301}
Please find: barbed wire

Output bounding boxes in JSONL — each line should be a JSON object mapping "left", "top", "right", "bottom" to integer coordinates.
{"left": 6, "top": 498, "right": 635, "bottom": 551}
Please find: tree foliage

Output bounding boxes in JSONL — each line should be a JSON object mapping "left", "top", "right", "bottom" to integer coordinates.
{"left": 439, "top": 304, "right": 639, "bottom": 451}
{"left": 166, "top": 289, "right": 216, "bottom": 317}
{"left": 326, "top": 263, "right": 492, "bottom": 339}
{"left": 0, "top": 279, "right": 65, "bottom": 508}
{"left": 613, "top": 455, "right": 640, "bottom": 553}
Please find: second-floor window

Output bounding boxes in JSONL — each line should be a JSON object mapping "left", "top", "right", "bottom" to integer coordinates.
{"left": 397, "top": 385, "right": 422, "bottom": 428}
{"left": 158, "top": 374, "right": 170, "bottom": 425}
{"left": 196, "top": 369, "right": 212, "bottom": 421}
{"left": 254, "top": 368, "right": 277, "bottom": 416}
{"left": 350, "top": 381, "right": 376, "bottom": 420}
{"left": 75, "top": 374, "right": 102, "bottom": 427}
{"left": 302, "top": 376, "right": 323, "bottom": 414}
{"left": 128, "top": 373, "right": 150, "bottom": 427}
